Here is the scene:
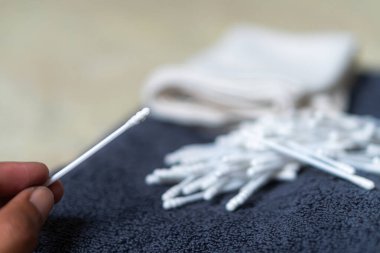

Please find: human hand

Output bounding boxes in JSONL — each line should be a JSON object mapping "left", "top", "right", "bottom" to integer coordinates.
{"left": 0, "top": 162, "right": 64, "bottom": 253}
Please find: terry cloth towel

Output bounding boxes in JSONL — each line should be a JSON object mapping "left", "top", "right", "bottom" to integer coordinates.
{"left": 142, "top": 25, "right": 357, "bottom": 127}
{"left": 37, "top": 72, "right": 380, "bottom": 252}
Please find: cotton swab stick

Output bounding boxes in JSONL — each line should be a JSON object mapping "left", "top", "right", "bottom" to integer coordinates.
{"left": 45, "top": 108, "right": 150, "bottom": 186}
{"left": 163, "top": 192, "right": 204, "bottom": 209}
{"left": 262, "top": 139, "right": 375, "bottom": 190}
{"left": 226, "top": 170, "right": 275, "bottom": 211}
{"left": 286, "top": 141, "right": 355, "bottom": 174}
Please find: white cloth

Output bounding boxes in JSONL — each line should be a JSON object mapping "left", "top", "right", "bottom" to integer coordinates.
{"left": 141, "top": 25, "right": 357, "bottom": 127}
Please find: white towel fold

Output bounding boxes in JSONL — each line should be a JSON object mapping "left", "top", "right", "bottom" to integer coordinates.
{"left": 141, "top": 25, "right": 357, "bottom": 127}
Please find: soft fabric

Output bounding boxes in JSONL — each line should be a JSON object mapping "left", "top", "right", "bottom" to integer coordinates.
{"left": 142, "top": 26, "right": 357, "bottom": 127}
{"left": 38, "top": 72, "right": 380, "bottom": 252}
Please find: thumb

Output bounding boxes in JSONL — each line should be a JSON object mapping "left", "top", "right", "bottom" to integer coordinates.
{"left": 0, "top": 187, "right": 54, "bottom": 253}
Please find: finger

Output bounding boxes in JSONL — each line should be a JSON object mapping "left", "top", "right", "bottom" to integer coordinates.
{"left": 0, "top": 162, "right": 49, "bottom": 197}
{"left": 0, "top": 186, "right": 54, "bottom": 253}
{"left": 0, "top": 181, "right": 64, "bottom": 207}
{"left": 48, "top": 181, "right": 64, "bottom": 203}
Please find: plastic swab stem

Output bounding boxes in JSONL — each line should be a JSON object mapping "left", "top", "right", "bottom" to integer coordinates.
{"left": 45, "top": 108, "right": 150, "bottom": 186}
{"left": 262, "top": 139, "right": 375, "bottom": 190}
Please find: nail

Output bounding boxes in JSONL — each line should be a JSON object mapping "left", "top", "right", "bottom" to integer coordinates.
{"left": 29, "top": 187, "right": 54, "bottom": 221}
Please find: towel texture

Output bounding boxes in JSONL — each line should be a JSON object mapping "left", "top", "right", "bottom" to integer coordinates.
{"left": 38, "top": 72, "right": 380, "bottom": 252}
{"left": 142, "top": 26, "right": 357, "bottom": 126}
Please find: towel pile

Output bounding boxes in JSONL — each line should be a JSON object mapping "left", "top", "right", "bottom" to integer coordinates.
{"left": 142, "top": 25, "right": 357, "bottom": 127}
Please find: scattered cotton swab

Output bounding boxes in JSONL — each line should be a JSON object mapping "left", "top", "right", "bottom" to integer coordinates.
{"left": 146, "top": 110, "right": 380, "bottom": 211}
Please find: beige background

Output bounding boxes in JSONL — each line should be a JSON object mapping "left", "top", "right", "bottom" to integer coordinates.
{"left": 0, "top": 0, "right": 379, "bottom": 170}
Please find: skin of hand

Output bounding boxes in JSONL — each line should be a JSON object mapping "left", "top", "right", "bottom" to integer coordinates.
{"left": 0, "top": 162, "right": 64, "bottom": 253}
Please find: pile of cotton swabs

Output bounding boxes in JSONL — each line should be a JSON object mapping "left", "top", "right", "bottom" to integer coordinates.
{"left": 146, "top": 110, "right": 380, "bottom": 211}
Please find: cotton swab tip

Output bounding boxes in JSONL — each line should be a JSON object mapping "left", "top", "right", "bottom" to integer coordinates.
{"left": 136, "top": 107, "right": 150, "bottom": 121}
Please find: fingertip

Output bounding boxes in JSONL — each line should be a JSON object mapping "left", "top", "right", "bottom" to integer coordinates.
{"left": 24, "top": 162, "right": 50, "bottom": 185}
{"left": 27, "top": 161, "right": 50, "bottom": 176}
{"left": 0, "top": 162, "right": 50, "bottom": 197}
{"left": 30, "top": 162, "right": 49, "bottom": 176}
{"left": 49, "top": 181, "right": 64, "bottom": 203}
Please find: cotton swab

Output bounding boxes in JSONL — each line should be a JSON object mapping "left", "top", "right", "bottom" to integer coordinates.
{"left": 262, "top": 139, "right": 375, "bottom": 190}
{"left": 146, "top": 111, "right": 380, "bottom": 212}
{"left": 286, "top": 141, "right": 355, "bottom": 174}
{"left": 226, "top": 170, "right": 276, "bottom": 211}
{"left": 163, "top": 192, "right": 204, "bottom": 209}
{"left": 45, "top": 108, "right": 150, "bottom": 186}
{"left": 162, "top": 176, "right": 196, "bottom": 201}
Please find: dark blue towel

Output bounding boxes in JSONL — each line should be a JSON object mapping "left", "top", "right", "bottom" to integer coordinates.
{"left": 38, "top": 72, "right": 380, "bottom": 252}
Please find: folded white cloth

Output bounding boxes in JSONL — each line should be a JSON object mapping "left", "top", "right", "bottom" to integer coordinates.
{"left": 141, "top": 25, "right": 357, "bottom": 127}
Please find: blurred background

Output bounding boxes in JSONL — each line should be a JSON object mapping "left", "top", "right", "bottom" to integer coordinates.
{"left": 1, "top": 0, "right": 379, "bottom": 169}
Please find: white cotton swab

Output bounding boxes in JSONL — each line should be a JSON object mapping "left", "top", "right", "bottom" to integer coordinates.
{"left": 45, "top": 108, "right": 150, "bottom": 186}
{"left": 163, "top": 192, "right": 204, "bottom": 209}
{"left": 162, "top": 176, "right": 196, "bottom": 201}
{"left": 262, "top": 139, "right": 375, "bottom": 190}
{"left": 286, "top": 141, "right": 356, "bottom": 174}
{"left": 226, "top": 171, "right": 275, "bottom": 212}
